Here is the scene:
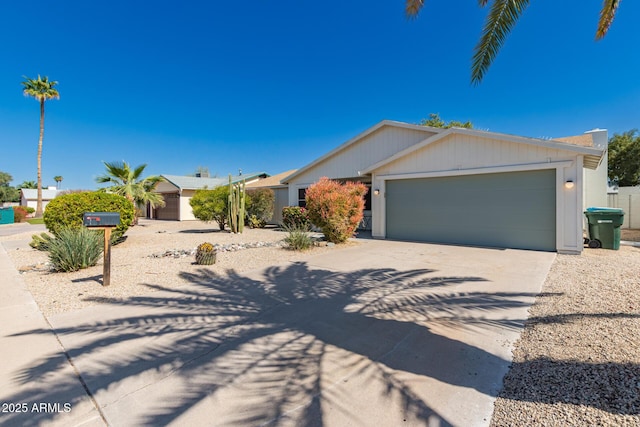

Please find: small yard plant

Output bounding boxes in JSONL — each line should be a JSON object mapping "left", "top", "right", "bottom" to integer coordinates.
{"left": 282, "top": 206, "right": 311, "bottom": 231}
{"left": 246, "top": 188, "right": 274, "bottom": 228}
{"left": 195, "top": 242, "right": 217, "bottom": 265}
{"left": 47, "top": 227, "right": 103, "bottom": 272}
{"left": 305, "top": 177, "right": 367, "bottom": 243}
{"left": 30, "top": 232, "right": 54, "bottom": 251}
{"left": 283, "top": 225, "right": 313, "bottom": 251}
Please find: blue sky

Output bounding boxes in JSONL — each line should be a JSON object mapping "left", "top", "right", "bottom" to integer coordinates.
{"left": 1, "top": 1, "right": 638, "bottom": 190}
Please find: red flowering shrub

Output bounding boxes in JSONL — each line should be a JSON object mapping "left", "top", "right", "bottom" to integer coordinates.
{"left": 305, "top": 177, "right": 368, "bottom": 243}
{"left": 13, "top": 206, "right": 28, "bottom": 223}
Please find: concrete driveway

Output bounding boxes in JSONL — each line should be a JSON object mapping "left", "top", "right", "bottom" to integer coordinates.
{"left": 1, "top": 239, "right": 555, "bottom": 427}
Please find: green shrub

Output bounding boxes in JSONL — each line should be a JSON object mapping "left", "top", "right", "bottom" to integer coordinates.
{"left": 283, "top": 225, "right": 313, "bottom": 251}
{"left": 245, "top": 188, "right": 274, "bottom": 228}
{"left": 189, "top": 186, "right": 229, "bottom": 231}
{"left": 13, "top": 206, "right": 28, "bottom": 222}
{"left": 43, "top": 192, "right": 134, "bottom": 243}
{"left": 48, "top": 227, "right": 104, "bottom": 272}
{"left": 247, "top": 214, "right": 266, "bottom": 229}
{"left": 305, "top": 177, "right": 367, "bottom": 243}
{"left": 282, "top": 206, "right": 311, "bottom": 231}
{"left": 21, "top": 206, "right": 35, "bottom": 215}
{"left": 30, "top": 232, "right": 54, "bottom": 251}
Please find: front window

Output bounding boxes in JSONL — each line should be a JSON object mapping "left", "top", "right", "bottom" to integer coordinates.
{"left": 298, "top": 188, "right": 307, "bottom": 208}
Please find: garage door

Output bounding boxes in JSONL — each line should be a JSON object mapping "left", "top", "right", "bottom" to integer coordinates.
{"left": 155, "top": 193, "right": 180, "bottom": 220}
{"left": 385, "top": 170, "right": 556, "bottom": 251}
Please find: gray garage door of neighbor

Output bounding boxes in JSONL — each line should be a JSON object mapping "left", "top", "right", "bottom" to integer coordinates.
{"left": 385, "top": 169, "right": 557, "bottom": 251}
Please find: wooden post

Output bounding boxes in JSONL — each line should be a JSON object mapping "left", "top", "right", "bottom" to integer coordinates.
{"left": 102, "top": 227, "right": 112, "bottom": 287}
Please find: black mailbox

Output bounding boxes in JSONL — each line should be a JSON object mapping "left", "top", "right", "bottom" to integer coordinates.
{"left": 83, "top": 212, "right": 121, "bottom": 227}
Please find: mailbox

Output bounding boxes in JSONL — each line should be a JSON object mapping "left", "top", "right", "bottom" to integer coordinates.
{"left": 83, "top": 212, "right": 121, "bottom": 227}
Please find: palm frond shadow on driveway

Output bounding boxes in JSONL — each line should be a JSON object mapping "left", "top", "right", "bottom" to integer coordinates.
{"left": 8, "top": 262, "right": 536, "bottom": 426}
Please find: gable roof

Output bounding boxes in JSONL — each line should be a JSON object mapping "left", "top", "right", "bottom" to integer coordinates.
{"left": 282, "top": 120, "right": 443, "bottom": 183}
{"left": 362, "top": 127, "right": 606, "bottom": 173}
{"left": 20, "top": 189, "right": 62, "bottom": 200}
{"left": 246, "top": 170, "right": 296, "bottom": 189}
{"left": 161, "top": 172, "right": 268, "bottom": 191}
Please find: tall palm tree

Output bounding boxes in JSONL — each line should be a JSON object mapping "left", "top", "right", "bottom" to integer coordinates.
{"left": 53, "top": 175, "right": 63, "bottom": 190}
{"left": 21, "top": 75, "right": 60, "bottom": 217}
{"left": 96, "top": 161, "right": 165, "bottom": 223}
{"left": 405, "top": 0, "right": 621, "bottom": 84}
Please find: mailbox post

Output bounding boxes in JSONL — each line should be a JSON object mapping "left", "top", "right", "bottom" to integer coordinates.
{"left": 83, "top": 212, "right": 120, "bottom": 286}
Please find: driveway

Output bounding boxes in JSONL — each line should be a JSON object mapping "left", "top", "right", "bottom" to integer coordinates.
{"left": 2, "top": 239, "right": 555, "bottom": 426}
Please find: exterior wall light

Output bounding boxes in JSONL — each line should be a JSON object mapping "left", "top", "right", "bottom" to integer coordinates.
{"left": 564, "top": 180, "right": 575, "bottom": 189}
{"left": 373, "top": 189, "right": 380, "bottom": 195}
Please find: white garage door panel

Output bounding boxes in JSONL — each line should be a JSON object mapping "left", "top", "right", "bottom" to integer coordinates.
{"left": 385, "top": 170, "right": 556, "bottom": 251}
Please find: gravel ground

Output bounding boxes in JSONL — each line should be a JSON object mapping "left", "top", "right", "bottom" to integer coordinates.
{"left": 490, "top": 245, "right": 640, "bottom": 426}
{"left": 2, "top": 219, "right": 344, "bottom": 317}
{"left": 622, "top": 229, "right": 640, "bottom": 242}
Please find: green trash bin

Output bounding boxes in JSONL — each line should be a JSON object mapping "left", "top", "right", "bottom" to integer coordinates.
{"left": 584, "top": 207, "right": 625, "bottom": 250}
{"left": 0, "top": 207, "right": 14, "bottom": 225}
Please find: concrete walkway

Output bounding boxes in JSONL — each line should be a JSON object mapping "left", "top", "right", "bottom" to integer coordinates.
{"left": 0, "top": 240, "right": 105, "bottom": 426}
{"left": 0, "top": 236, "right": 555, "bottom": 427}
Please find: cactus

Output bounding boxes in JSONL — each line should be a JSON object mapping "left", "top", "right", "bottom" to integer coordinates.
{"left": 227, "top": 175, "right": 246, "bottom": 233}
{"left": 195, "top": 242, "right": 216, "bottom": 265}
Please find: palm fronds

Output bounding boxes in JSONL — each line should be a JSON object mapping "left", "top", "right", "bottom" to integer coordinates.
{"left": 471, "top": 0, "right": 530, "bottom": 85}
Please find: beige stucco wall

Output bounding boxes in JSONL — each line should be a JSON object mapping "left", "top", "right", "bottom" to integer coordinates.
{"left": 179, "top": 190, "right": 197, "bottom": 221}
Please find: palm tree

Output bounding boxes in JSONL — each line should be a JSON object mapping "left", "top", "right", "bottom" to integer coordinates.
{"left": 405, "top": 0, "right": 621, "bottom": 84}
{"left": 21, "top": 75, "right": 60, "bottom": 217}
{"left": 53, "top": 175, "right": 63, "bottom": 189}
{"left": 96, "top": 161, "right": 165, "bottom": 223}
{"left": 18, "top": 180, "right": 37, "bottom": 189}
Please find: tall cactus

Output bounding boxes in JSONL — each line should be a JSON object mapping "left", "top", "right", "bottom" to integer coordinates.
{"left": 227, "top": 174, "right": 246, "bottom": 233}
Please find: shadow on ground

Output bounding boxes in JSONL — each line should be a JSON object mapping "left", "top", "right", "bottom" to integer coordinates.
{"left": 7, "top": 262, "right": 624, "bottom": 426}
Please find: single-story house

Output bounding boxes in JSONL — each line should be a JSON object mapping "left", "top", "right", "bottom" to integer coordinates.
{"left": 282, "top": 120, "right": 608, "bottom": 253}
{"left": 151, "top": 172, "right": 268, "bottom": 221}
{"left": 246, "top": 169, "right": 297, "bottom": 225}
{"left": 20, "top": 187, "right": 63, "bottom": 213}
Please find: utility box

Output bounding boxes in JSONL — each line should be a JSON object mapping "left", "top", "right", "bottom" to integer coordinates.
{"left": 83, "top": 212, "right": 121, "bottom": 227}
{"left": 0, "top": 207, "right": 14, "bottom": 225}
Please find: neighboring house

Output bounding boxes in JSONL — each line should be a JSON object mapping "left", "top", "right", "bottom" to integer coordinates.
{"left": 246, "top": 169, "right": 297, "bottom": 225}
{"left": 20, "top": 187, "right": 62, "bottom": 213}
{"left": 282, "top": 120, "right": 607, "bottom": 253}
{"left": 151, "top": 172, "right": 268, "bottom": 221}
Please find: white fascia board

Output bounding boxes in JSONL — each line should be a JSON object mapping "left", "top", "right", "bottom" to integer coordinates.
{"left": 281, "top": 120, "right": 443, "bottom": 183}
{"left": 375, "top": 159, "right": 574, "bottom": 181}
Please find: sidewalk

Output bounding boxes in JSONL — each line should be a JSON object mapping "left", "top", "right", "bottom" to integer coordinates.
{"left": 0, "top": 241, "right": 104, "bottom": 426}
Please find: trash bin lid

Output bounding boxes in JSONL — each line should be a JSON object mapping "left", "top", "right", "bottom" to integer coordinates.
{"left": 585, "top": 207, "right": 624, "bottom": 213}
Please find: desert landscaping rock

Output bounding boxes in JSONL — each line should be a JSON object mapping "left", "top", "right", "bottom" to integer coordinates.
{"left": 490, "top": 245, "right": 640, "bottom": 427}
{"left": 149, "top": 241, "right": 286, "bottom": 258}
{"left": 1, "top": 220, "right": 339, "bottom": 317}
